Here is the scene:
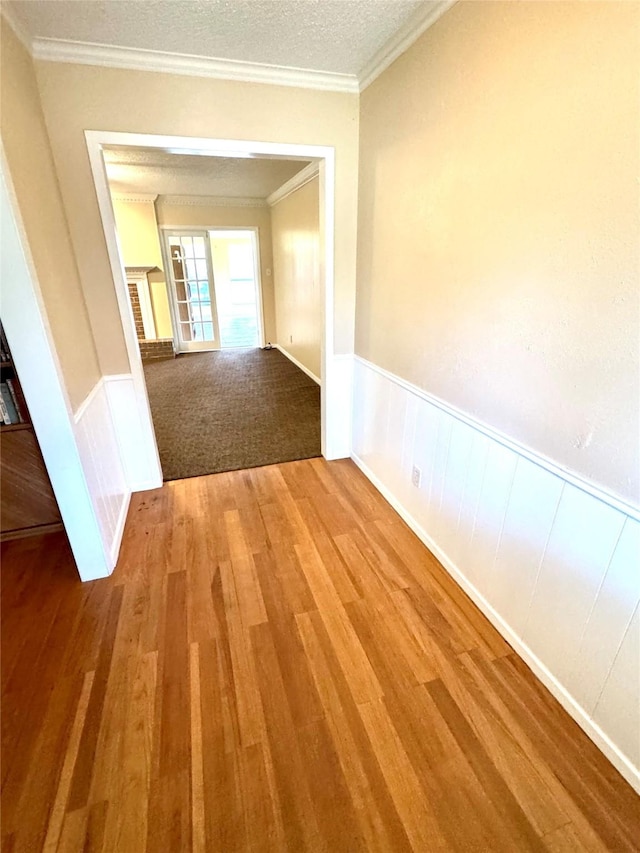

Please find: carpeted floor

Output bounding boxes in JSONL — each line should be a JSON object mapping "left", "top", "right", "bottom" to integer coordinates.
{"left": 143, "top": 348, "right": 321, "bottom": 480}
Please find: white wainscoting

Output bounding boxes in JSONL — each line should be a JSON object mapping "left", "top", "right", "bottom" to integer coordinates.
{"left": 73, "top": 378, "right": 130, "bottom": 570}
{"left": 324, "top": 353, "right": 353, "bottom": 460}
{"left": 351, "top": 355, "right": 640, "bottom": 793}
{"left": 103, "top": 374, "right": 163, "bottom": 492}
{"left": 72, "top": 372, "right": 162, "bottom": 576}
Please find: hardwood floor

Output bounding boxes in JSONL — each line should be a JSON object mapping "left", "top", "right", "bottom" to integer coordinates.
{"left": 1, "top": 458, "right": 638, "bottom": 852}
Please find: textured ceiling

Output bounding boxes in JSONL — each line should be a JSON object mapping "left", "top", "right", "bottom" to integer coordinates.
{"left": 104, "top": 147, "right": 310, "bottom": 197}
{"left": 8, "top": 0, "right": 425, "bottom": 76}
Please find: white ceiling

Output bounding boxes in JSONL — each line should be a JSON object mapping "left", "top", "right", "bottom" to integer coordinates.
{"left": 6, "top": 0, "right": 449, "bottom": 84}
{"left": 104, "top": 146, "right": 310, "bottom": 198}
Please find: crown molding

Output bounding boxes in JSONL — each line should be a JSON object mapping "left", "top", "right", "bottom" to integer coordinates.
{"left": 267, "top": 162, "right": 320, "bottom": 207}
{"left": 157, "top": 195, "right": 267, "bottom": 208}
{"left": 31, "top": 37, "right": 360, "bottom": 93}
{"left": 124, "top": 265, "right": 159, "bottom": 277}
{"left": 15, "top": 2, "right": 455, "bottom": 94}
{"left": 111, "top": 192, "right": 158, "bottom": 204}
{"left": 1, "top": 6, "right": 33, "bottom": 52}
{"left": 358, "top": 0, "right": 457, "bottom": 92}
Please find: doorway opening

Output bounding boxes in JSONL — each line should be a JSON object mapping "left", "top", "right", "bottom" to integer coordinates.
{"left": 210, "top": 229, "right": 262, "bottom": 349}
{"left": 86, "top": 132, "right": 341, "bottom": 484}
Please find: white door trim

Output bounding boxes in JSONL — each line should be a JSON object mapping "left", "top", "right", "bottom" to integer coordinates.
{"left": 157, "top": 225, "right": 182, "bottom": 355}
{"left": 85, "top": 131, "right": 344, "bottom": 463}
{"left": 250, "top": 228, "right": 266, "bottom": 348}
{"left": 85, "top": 133, "right": 164, "bottom": 488}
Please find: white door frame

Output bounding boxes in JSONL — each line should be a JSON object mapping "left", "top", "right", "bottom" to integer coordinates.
{"left": 161, "top": 225, "right": 266, "bottom": 349}
{"left": 157, "top": 228, "right": 182, "bottom": 356}
{"left": 85, "top": 131, "right": 341, "bottom": 467}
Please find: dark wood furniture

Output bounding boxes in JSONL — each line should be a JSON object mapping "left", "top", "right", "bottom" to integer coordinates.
{"left": 0, "top": 322, "right": 62, "bottom": 540}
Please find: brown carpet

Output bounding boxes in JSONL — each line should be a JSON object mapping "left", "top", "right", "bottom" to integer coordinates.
{"left": 143, "top": 348, "right": 321, "bottom": 480}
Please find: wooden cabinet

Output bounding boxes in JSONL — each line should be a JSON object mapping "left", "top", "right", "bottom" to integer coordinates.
{"left": 0, "top": 324, "right": 62, "bottom": 541}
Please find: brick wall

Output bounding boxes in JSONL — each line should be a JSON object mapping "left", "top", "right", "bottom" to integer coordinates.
{"left": 139, "top": 339, "right": 175, "bottom": 362}
{"left": 128, "top": 283, "right": 175, "bottom": 362}
{"left": 128, "top": 283, "right": 146, "bottom": 342}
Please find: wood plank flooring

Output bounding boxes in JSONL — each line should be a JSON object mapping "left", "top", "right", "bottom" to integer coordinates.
{"left": 2, "top": 458, "right": 638, "bottom": 852}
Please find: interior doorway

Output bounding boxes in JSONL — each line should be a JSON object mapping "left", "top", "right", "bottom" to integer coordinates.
{"left": 210, "top": 229, "right": 263, "bottom": 349}
{"left": 86, "top": 131, "right": 346, "bottom": 489}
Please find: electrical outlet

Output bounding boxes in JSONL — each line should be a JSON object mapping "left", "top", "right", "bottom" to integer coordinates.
{"left": 411, "top": 466, "right": 422, "bottom": 488}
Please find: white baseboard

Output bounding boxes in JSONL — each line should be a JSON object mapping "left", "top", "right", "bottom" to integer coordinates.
{"left": 274, "top": 343, "right": 321, "bottom": 385}
{"left": 351, "top": 452, "right": 640, "bottom": 794}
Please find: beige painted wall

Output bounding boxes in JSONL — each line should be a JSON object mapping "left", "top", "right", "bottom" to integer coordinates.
{"left": 112, "top": 197, "right": 163, "bottom": 267}
{"left": 156, "top": 200, "right": 276, "bottom": 342}
{"left": 111, "top": 197, "right": 172, "bottom": 338}
{"left": 356, "top": 1, "right": 640, "bottom": 504}
{"left": 271, "top": 178, "right": 321, "bottom": 378}
{"left": 34, "top": 62, "right": 359, "bottom": 377}
{"left": 0, "top": 22, "right": 100, "bottom": 410}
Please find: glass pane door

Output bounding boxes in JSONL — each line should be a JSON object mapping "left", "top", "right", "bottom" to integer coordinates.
{"left": 165, "top": 231, "right": 220, "bottom": 352}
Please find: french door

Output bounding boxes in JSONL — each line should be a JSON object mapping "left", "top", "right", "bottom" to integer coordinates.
{"left": 164, "top": 230, "right": 221, "bottom": 352}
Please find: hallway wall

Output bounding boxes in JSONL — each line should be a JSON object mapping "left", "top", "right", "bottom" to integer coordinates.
{"left": 0, "top": 22, "right": 100, "bottom": 410}
{"left": 356, "top": 0, "right": 639, "bottom": 505}
{"left": 271, "top": 176, "right": 321, "bottom": 380}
